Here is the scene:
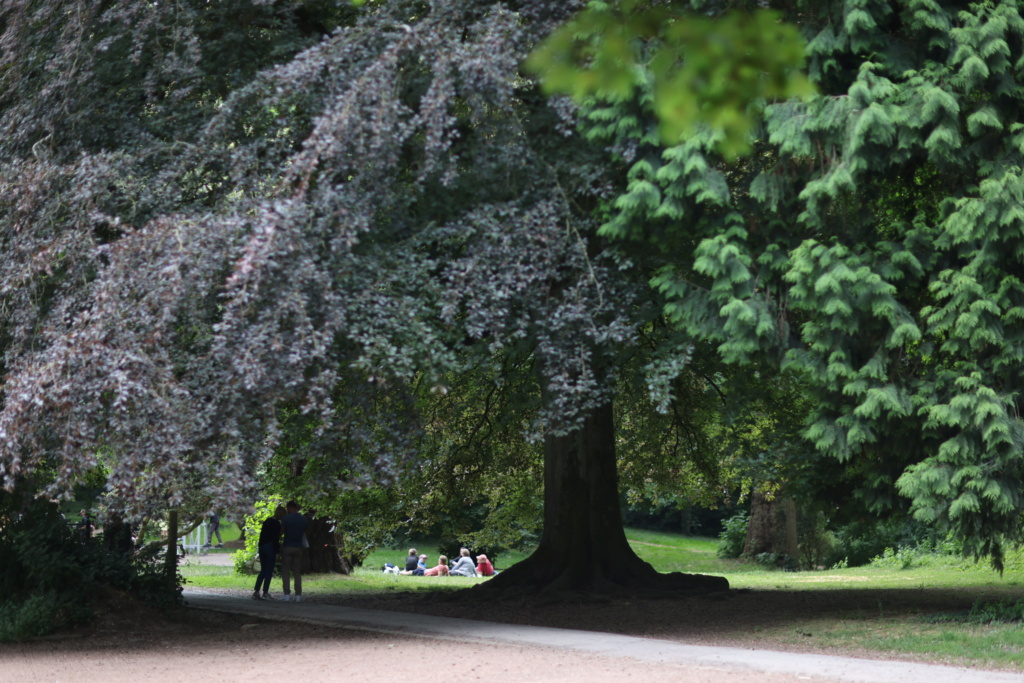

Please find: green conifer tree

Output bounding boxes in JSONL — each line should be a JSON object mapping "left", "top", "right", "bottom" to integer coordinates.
{"left": 591, "top": 0, "right": 1024, "bottom": 568}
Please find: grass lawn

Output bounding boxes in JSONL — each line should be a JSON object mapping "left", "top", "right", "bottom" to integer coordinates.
{"left": 182, "top": 527, "right": 1024, "bottom": 669}
{"left": 624, "top": 529, "right": 1024, "bottom": 670}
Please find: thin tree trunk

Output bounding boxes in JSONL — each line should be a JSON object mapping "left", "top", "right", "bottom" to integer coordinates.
{"left": 165, "top": 509, "right": 178, "bottom": 585}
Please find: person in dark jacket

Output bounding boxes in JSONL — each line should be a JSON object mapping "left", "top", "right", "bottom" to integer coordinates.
{"left": 205, "top": 512, "right": 223, "bottom": 548}
{"left": 279, "top": 501, "right": 309, "bottom": 602}
{"left": 252, "top": 505, "right": 286, "bottom": 600}
{"left": 77, "top": 509, "right": 94, "bottom": 542}
{"left": 399, "top": 548, "right": 419, "bottom": 575}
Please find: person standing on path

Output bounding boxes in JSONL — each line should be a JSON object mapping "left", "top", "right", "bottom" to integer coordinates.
{"left": 279, "top": 501, "right": 309, "bottom": 603}
{"left": 252, "top": 505, "right": 286, "bottom": 600}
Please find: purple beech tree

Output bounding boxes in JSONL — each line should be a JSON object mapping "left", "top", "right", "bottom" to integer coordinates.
{"left": 0, "top": 0, "right": 728, "bottom": 594}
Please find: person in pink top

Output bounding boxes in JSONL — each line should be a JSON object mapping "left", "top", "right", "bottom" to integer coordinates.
{"left": 476, "top": 553, "right": 495, "bottom": 576}
{"left": 424, "top": 555, "right": 450, "bottom": 576}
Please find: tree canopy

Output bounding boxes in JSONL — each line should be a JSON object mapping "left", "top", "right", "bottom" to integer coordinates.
{"left": 4, "top": 0, "right": 1024, "bottom": 589}
{"left": 582, "top": 0, "right": 1024, "bottom": 568}
{"left": 0, "top": 0, "right": 617, "bottom": 513}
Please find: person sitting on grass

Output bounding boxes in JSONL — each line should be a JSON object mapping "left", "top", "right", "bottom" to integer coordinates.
{"left": 424, "top": 555, "right": 450, "bottom": 576}
{"left": 449, "top": 548, "right": 478, "bottom": 576}
{"left": 399, "top": 548, "right": 419, "bottom": 575}
{"left": 476, "top": 553, "right": 495, "bottom": 577}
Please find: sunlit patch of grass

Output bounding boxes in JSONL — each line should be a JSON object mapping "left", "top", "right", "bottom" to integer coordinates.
{"left": 625, "top": 528, "right": 763, "bottom": 575}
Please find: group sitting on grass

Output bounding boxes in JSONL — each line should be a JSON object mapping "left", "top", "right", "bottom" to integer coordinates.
{"left": 384, "top": 546, "right": 496, "bottom": 577}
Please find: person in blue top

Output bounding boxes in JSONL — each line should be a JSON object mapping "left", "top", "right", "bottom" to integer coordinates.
{"left": 279, "top": 500, "right": 309, "bottom": 603}
{"left": 252, "top": 505, "right": 286, "bottom": 600}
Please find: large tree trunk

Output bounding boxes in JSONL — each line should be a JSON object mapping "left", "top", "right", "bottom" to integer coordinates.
{"left": 744, "top": 491, "right": 799, "bottom": 563}
{"left": 302, "top": 515, "right": 352, "bottom": 574}
{"left": 484, "top": 401, "right": 728, "bottom": 596}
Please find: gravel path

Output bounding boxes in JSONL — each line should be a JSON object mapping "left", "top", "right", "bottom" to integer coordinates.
{"left": 5, "top": 551, "right": 1021, "bottom": 683}
{"left": 175, "top": 590, "right": 1024, "bottom": 683}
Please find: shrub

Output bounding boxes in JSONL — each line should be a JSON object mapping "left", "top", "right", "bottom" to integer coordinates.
{"left": 869, "top": 536, "right": 971, "bottom": 572}
{"left": 870, "top": 546, "right": 918, "bottom": 570}
{"left": 716, "top": 511, "right": 749, "bottom": 559}
{"left": 0, "top": 488, "right": 182, "bottom": 642}
{"left": 236, "top": 496, "right": 285, "bottom": 576}
{"left": 752, "top": 551, "right": 800, "bottom": 571}
{"left": 825, "top": 518, "right": 925, "bottom": 568}
{"left": 797, "top": 510, "right": 836, "bottom": 569}
{"left": 1000, "top": 544, "right": 1024, "bottom": 573}
{"left": 0, "top": 592, "right": 90, "bottom": 642}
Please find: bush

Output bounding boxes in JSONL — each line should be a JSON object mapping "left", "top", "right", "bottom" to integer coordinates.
{"left": 236, "top": 496, "right": 285, "bottom": 576}
{"left": 716, "top": 511, "right": 749, "bottom": 559}
{"left": 753, "top": 551, "right": 799, "bottom": 571}
{"left": 825, "top": 518, "right": 926, "bottom": 568}
{"left": 130, "top": 543, "right": 184, "bottom": 611}
{"left": 0, "top": 487, "right": 182, "bottom": 642}
{"left": 870, "top": 545, "right": 919, "bottom": 570}
{"left": 1000, "top": 544, "right": 1024, "bottom": 573}
{"left": 0, "top": 592, "right": 90, "bottom": 642}
{"left": 866, "top": 534, "right": 975, "bottom": 571}
{"left": 797, "top": 510, "right": 836, "bottom": 569}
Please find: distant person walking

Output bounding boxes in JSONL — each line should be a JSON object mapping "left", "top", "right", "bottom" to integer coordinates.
{"left": 252, "top": 505, "right": 286, "bottom": 600}
{"left": 77, "top": 509, "right": 94, "bottom": 541}
{"left": 279, "top": 501, "right": 309, "bottom": 603}
{"left": 204, "top": 512, "right": 223, "bottom": 548}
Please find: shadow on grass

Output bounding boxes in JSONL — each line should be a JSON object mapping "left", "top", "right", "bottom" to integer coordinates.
{"left": 309, "top": 583, "right": 1024, "bottom": 642}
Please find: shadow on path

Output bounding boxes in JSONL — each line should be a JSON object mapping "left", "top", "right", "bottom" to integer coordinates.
{"left": 184, "top": 590, "right": 1024, "bottom": 683}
